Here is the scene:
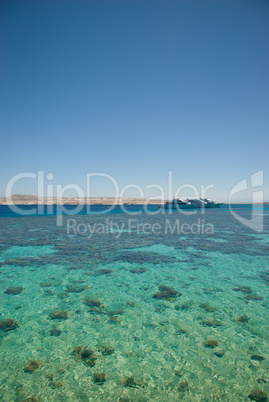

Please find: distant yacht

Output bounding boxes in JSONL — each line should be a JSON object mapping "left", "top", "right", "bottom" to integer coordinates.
{"left": 160, "top": 198, "right": 223, "bottom": 209}
{"left": 187, "top": 198, "right": 223, "bottom": 208}
{"left": 160, "top": 198, "right": 197, "bottom": 210}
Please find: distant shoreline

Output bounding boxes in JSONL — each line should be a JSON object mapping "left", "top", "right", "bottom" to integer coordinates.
{"left": 0, "top": 195, "right": 267, "bottom": 205}
{"left": 0, "top": 195, "right": 161, "bottom": 205}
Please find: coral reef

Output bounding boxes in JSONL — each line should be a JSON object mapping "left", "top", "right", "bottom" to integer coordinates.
{"left": 99, "top": 346, "right": 115, "bottom": 356}
{"left": 214, "top": 351, "right": 225, "bottom": 358}
{"left": 49, "top": 311, "right": 68, "bottom": 320}
{"left": 65, "top": 285, "right": 85, "bottom": 293}
{"left": 129, "top": 267, "right": 146, "bottom": 274}
{"left": 251, "top": 355, "right": 265, "bottom": 362}
{"left": 233, "top": 286, "right": 252, "bottom": 294}
{"left": 199, "top": 303, "right": 216, "bottom": 312}
{"left": 237, "top": 315, "right": 249, "bottom": 323}
{"left": 244, "top": 294, "right": 263, "bottom": 301}
{"left": 201, "top": 318, "right": 222, "bottom": 327}
{"left": 83, "top": 298, "right": 102, "bottom": 308}
{"left": 72, "top": 346, "right": 99, "bottom": 367}
{"left": 259, "top": 271, "right": 269, "bottom": 285}
{"left": 153, "top": 285, "right": 181, "bottom": 300}
{"left": 109, "top": 315, "right": 122, "bottom": 323}
{"left": 4, "top": 286, "right": 23, "bottom": 295}
{"left": 178, "top": 381, "right": 189, "bottom": 392}
{"left": 0, "top": 319, "right": 18, "bottom": 332}
{"left": 123, "top": 376, "right": 143, "bottom": 388}
{"left": 203, "top": 340, "right": 218, "bottom": 348}
{"left": 93, "top": 372, "right": 106, "bottom": 384}
{"left": 23, "top": 360, "right": 40, "bottom": 373}
{"left": 248, "top": 389, "right": 268, "bottom": 401}
{"left": 49, "top": 327, "right": 62, "bottom": 336}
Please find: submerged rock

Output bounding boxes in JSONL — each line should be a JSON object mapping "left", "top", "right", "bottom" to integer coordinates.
{"left": 248, "top": 389, "right": 268, "bottom": 401}
{"left": 88, "top": 306, "right": 104, "bottom": 315}
{"left": 100, "top": 346, "right": 115, "bottom": 356}
{"left": 4, "top": 286, "right": 23, "bottom": 295}
{"left": 49, "top": 327, "right": 62, "bottom": 336}
{"left": 43, "top": 289, "right": 54, "bottom": 296}
{"left": 257, "top": 379, "right": 269, "bottom": 384}
{"left": 83, "top": 298, "right": 102, "bottom": 308}
{"left": 65, "top": 285, "right": 85, "bottom": 293}
{"left": 49, "top": 311, "right": 68, "bottom": 320}
{"left": 214, "top": 350, "right": 225, "bottom": 358}
{"left": 72, "top": 346, "right": 83, "bottom": 357}
{"left": 106, "top": 308, "right": 124, "bottom": 316}
{"left": 153, "top": 285, "right": 181, "bottom": 300}
{"left": 201, "top": 318, "right": 222, "bottom": 327}
{"left": 233, "top": 286, "right": 253, "bottom": 294}
{"left": 203, "top": 340, "right": 219, "bottom": 348}
{"left": 72, "top": 346, "right": 99, "bottom": 367}
{"left": 178, "top": 381, "right": 189, "bottom": 392}
{"left": 179, "top": 302, "right": 191, "bottom": 310}
{"left": 123, "top": 376, "right": 143, "bottom": 388}
{"left": 83, "top": 356, "right": 98, "bottom": 368}
{"left": 49, "top": 381, "right": 63, "bottom": 389}
{"left": 93, "top": 372, "right": 106, "bottom": 384}
{"left": 109, "top": 315, "right": 122, "bottom": 323}
{"left": 39, "top": 280, "right": 61, "bottom": 287}
{"left": 0, "top": 319, "right": 18, "bottom": 332}
{"left": 23, "top": 360, "right": 40, "bottom": 372}
{"left": 237, "top": 315, "right": 249, "bottom": 323}
{"left": 244, "top": 294, "right": 263, "bottom": 301}
{"left": 199, "top": 303, "right": 216, "bottom": 312}
{"left": 259, "top": 271, "right": 269, "bottom": 285}
{"left": 176, "top": 328, "right": 187, "bottom": 335}
{"left": 251, "top": 355, "right": 266, "bottom": 362}
{"left": 129, "top": 267, "right": 146, "bottom": 274}
{"left": 81, "top": 349, "right": 94, "bottom": 359}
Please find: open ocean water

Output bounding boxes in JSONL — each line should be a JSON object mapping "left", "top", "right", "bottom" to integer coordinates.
{"left": 0, "top": 204, "right": 268, "bottom": 401}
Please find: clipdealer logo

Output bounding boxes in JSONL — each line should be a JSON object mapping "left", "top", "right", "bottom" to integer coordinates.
{"left": 66, "top": 217, "right": 214, "bottom": 238}
{"left": 229, "top": 170, "right": 264, "bottom": 232}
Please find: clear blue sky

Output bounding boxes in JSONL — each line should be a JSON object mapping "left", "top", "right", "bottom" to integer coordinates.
{"left": 1, "top": 0, "right": 268, "bottom": 201}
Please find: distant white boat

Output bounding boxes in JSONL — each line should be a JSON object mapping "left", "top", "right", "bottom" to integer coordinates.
{"left": 160, "top": 198, "right": 223, "bottom": 209}
{"left": 187, "top": 198, "right": 223, "bottom": 208}
{"left": 160, "top": 198, "right": 198, "bottom": 210}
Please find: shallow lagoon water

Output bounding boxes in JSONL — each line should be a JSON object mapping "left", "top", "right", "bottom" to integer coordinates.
{"left": 0, "top": 206, "right": 268, "bottom": 401}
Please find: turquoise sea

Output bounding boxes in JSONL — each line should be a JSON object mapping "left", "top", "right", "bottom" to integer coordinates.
{"left": 0, "top": 205, "right": 268, "bottom": 401}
